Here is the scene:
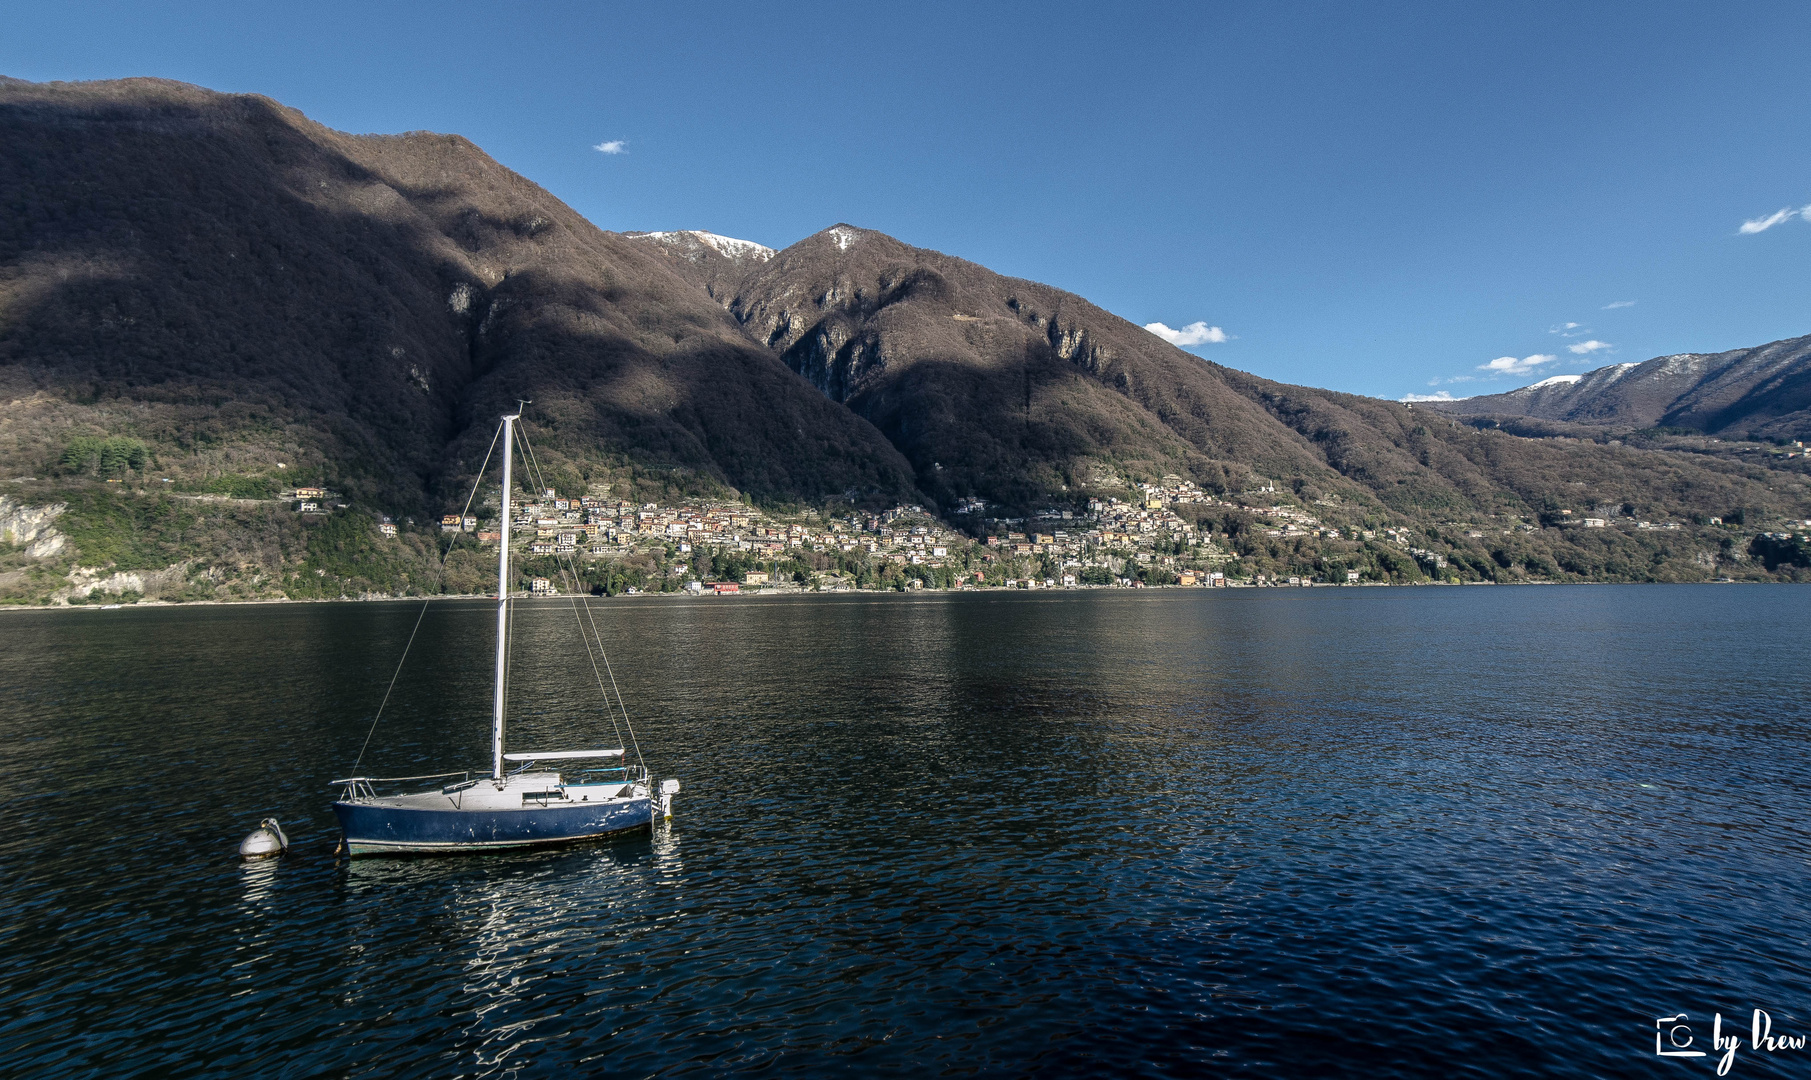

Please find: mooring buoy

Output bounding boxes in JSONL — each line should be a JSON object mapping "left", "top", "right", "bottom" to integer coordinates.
{"left": 239, "top": 818, "right": 289, "bottom": 859}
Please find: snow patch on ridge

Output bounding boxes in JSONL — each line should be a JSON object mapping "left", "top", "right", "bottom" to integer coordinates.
{"left": 633, "top": 230, "right": 776, "bottom": 262}
{"left": 1517, "top": 362, "right": 1641, "bottom": 394}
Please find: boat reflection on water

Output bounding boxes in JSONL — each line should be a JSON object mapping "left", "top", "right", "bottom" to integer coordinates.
{"left": 332, "top": 821, "right": 685, "bottom": 1069}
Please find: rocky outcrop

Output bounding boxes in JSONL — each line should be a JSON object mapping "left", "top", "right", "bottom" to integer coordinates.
{"left": 1005, "top": 297, "right": 1115, "bottom": 379}
{"left": 778, "top": 320, "right": 890, "bottom": 404}
{"left": 0, "top": 495, "right": 66, "bottom": 558}
{"left": 62, "top": 562, "right": 191, "bottom": 601}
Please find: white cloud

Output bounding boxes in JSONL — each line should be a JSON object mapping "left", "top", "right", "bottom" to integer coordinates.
{"left": 1401, "top": 391, "right": 1458, "bottom": 402}
{"left": 1602, "top": 300, "right": 1636, "bottom": 309}
{"left": 1567, "top": 339, "right": 1613, "bottom": 355}
{"left": 1144, "top": 320, "right": 1229, "bottom": 346}
{"left": 1478, "top": 354, "right": 1558, "bottom": 375}
{"left": 1739, "top": 207, "right": 1800, "bottom": 234}
{"left": 593, "top": 139, "right": 628, "bottom": 155}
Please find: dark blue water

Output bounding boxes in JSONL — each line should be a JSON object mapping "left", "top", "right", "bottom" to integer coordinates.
{"left": 2, "top": 586, "right": 1808, "bottom": 1077}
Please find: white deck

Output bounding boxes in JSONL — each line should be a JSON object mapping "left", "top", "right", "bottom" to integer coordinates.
{"left": 349, "top": 771, "right": 647, "bottom": 811}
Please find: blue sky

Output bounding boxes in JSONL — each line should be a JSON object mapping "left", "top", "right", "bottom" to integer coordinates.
{"left": 4, "top": 1, "right": 1808, "bottom": 400}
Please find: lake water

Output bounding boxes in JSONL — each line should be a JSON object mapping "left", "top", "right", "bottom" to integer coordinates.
{"left": 2, "top": 586, "right": 1808, "bottom": 1077}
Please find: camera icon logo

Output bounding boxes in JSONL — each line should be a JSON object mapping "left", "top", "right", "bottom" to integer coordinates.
{"left": 1657, "top": 1015, "right": 1707, "bottom": 1058}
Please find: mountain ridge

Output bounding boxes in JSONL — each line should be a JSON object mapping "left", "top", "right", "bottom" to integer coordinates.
{"left": 1427, "top": 336, "right": 1811, "bottom": 439}
{"left": 3, "top": 75, "right": 1809, "bottom": 598}
{"left": 0, "top": 75, "right": 923, "bottom": 513}
{"left": 634, "top": 221, "right": 1811, "bottom": 529}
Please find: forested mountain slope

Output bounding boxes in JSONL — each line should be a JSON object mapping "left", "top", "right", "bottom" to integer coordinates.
{"left": 0, "top": 77, "right": 919, "bottom": 512}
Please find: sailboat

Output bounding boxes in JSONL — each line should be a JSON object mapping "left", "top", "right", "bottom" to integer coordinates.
{"left": 331, "top": 411, "right": 678, "bottom": 856}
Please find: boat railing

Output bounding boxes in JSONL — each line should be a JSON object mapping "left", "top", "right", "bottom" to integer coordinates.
{"left": 330, "top": 771, "right": 472, "bottom": 802}
{"left": 569, "top": 764, "right": 649, "bottom": 786}
{"left": 329, "top": 763, "right": 647, "bottom": 802}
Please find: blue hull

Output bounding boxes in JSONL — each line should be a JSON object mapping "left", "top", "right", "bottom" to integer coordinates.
{"left": 334, "top": 797, "right": 653, "bottom": 855}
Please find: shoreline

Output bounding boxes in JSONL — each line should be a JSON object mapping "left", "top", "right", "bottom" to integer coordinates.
{"left": 0, "top": 577, "right": 1778, "bottom": 614}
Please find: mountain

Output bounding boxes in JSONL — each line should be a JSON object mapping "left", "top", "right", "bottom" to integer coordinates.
{"left": 2, "top": 75, "right": 1809, "bottom": 596}
{"left": 620, "top": 230, "right": 776, "bottom": 303}
{"left": 0, "top": 76, "right": 919, "bottom": 512}
{"left": 1425, "top": 336, "right": 1811, "bottom": 439}
{"left": 635, "top": 223, "right": 1361, "bottom": 510}
{"left": 635, "top": 223, "right": 1810, "bottom": 531}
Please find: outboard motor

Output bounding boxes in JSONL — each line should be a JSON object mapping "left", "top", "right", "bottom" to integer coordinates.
{"left": 659, "top": 778, "right": 681, "bottom": 819}
{"left": 239, "top": 818, "right": 290, "bottom": 859}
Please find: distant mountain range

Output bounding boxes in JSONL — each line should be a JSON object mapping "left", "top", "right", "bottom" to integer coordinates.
{"left": 1427, "top": 336, "right": 1811, "bottom": 439}
{"left": 1, "top": 75, "right": 1808, "bottom": 588}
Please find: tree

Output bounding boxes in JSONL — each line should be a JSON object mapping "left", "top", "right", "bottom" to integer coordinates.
{"left": 58, "top": 435, "right": 149, "bottom": 478}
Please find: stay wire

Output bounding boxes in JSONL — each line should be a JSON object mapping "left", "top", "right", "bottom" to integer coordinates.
{"left": 350, "top": 597, "right": 432, "bottom": 774}
{"left": 567, "top": 593, "right": 626, "bottom": 753}
{"left": 350, "top": 418, "right": 502, "bottom": 777}
{"left": 512, "top": 426, "right": 619, "bottom": 733}
{"left": 441, "top": 422, "right": 503, "bottom": 566}
{"left": 513, "top": 421, "right": 648, "bottom": 777}
{"left": 582, "top": 596, "right": 646, "bottom": 775}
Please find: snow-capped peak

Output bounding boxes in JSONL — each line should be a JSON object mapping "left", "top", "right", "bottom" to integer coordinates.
{"left": 1525, "top": 374, "right": 1583, "bottom": 389}
{"left": 633, "top": 230, "right": 776, "bottom": 262}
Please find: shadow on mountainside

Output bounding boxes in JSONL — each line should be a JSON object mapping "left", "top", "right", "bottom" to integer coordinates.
{"left": 0, "top": 78, "right": 920, "bottom": 516}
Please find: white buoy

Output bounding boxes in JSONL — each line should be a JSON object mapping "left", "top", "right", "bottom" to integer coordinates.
{"left": 659, "top": 777, "right": 681, "bottom": 819}
{"left": 239, "top": 818, "right": 289, "bottom": 859}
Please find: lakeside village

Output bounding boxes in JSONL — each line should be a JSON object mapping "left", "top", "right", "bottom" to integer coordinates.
{"left": 416, "top": 478, "right": 1243, "bottom": 595}
{"left": 282, "top": 472, "right": 1804, "bottom": 595}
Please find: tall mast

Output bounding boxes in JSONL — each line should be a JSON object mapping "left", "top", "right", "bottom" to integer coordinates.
{"left": 492, "top": 413, "right": 517, "bottom": 781}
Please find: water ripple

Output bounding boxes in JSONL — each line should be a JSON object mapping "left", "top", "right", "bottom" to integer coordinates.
{"left": 0, "top": 586, "right": 1807, "bottom": 1076}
